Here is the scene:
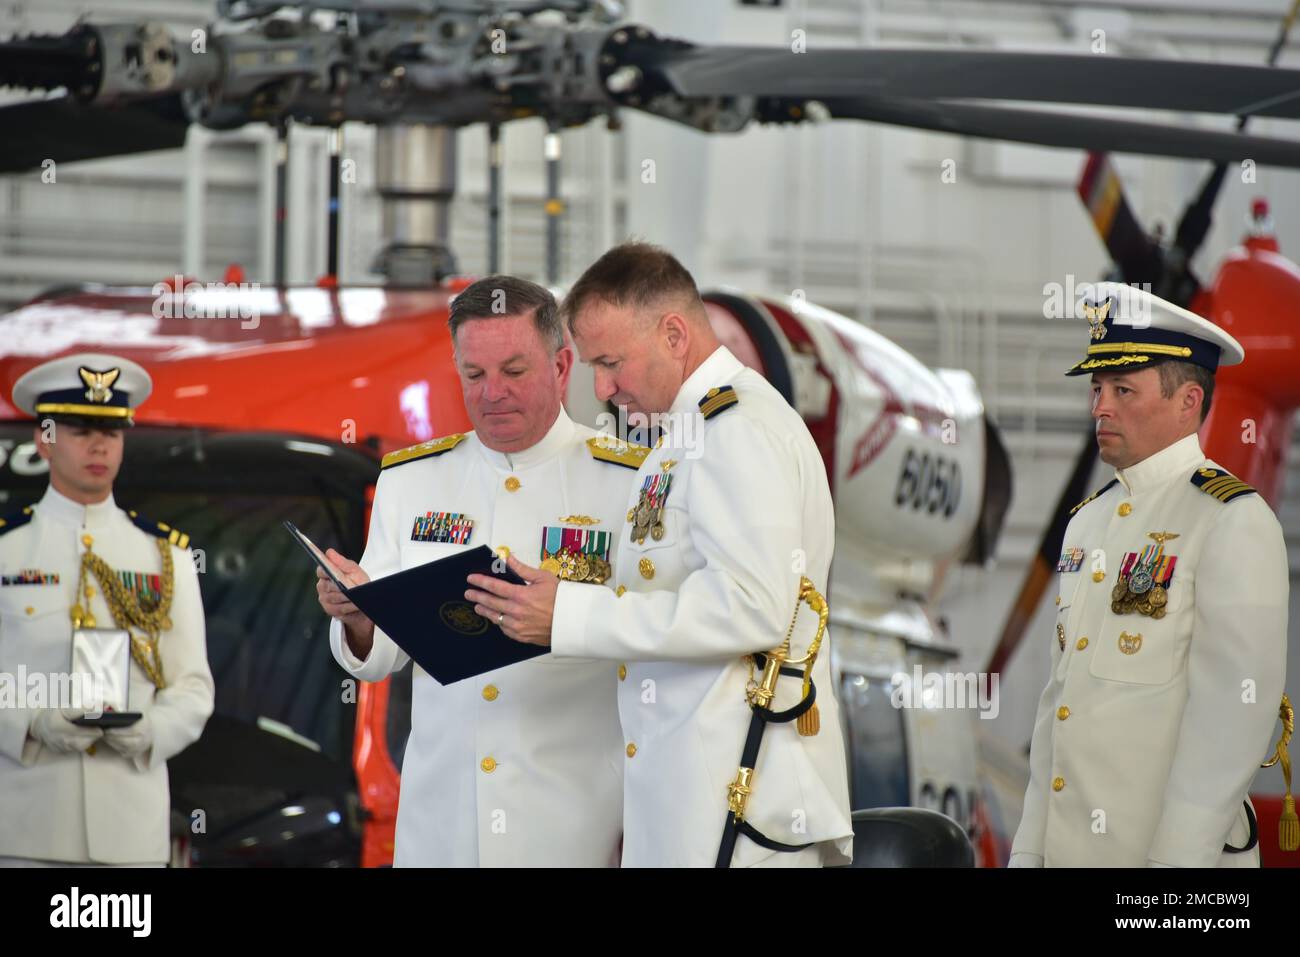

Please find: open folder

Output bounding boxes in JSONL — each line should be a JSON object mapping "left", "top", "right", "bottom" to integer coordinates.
{"left": 286, "top": 521, "right": 546, "bottom": 684}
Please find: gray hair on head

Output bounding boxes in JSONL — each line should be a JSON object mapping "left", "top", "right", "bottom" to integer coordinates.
{"left": 448, "top": 275, "right": 563, "bottom": 353}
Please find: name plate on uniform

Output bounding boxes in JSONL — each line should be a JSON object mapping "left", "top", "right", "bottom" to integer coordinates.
{"left": 70, "top": 627, "right": 131, "bottom": 719}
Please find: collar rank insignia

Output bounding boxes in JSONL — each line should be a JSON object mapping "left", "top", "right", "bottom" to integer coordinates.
{"left": 411, "top": 511, "right": 474, "bottom": 544}
{"left": 698, "top": 385, "right": 738, "bottom": 420}
{"left": 1082, "top": 297, "right": 1113, "bottom": 341}
{"left": 1, "top": 569, "right": 59, "bottom": 586}
{"left": 540, "top": 526, "right": 612, "bottom": 584}
{"left": 1069, "top": 478, "right": 1118, "bottom": 516}
{"left": 1056, "top": 547, "right": 1085, "bottom": 573}
{"left": 1112, "top": 542, "right": 1177, "bottom": 619}
{"left": 1190, "top": 467, "right": 1256, "bottom": 503}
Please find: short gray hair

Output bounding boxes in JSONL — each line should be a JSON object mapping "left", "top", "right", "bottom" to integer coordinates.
{"left": 448, "top": 275, "right": 563, "bottom": 353}
{"left": 561, "top": 241, "right": 704, "bottom": 334}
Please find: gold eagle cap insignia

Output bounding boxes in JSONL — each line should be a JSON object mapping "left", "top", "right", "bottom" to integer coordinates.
{"left": 1082, "top": 297, "right": 1113, "bottom": 341}
{"left": 79, "top": 366, "right": 121, "bottom": 404}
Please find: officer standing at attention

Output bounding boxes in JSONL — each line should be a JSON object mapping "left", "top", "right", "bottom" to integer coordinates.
{"left": 316, "top": 276, "right": 637, "bottom": 867}
{"left": 0, "top": 353, "right": 214, "bottom": 867}
{"left": 1011, "top": 282, "right": 1288, "bottom": 867}
{"left": 467, "top": 243, "right": 854, "bottom": 867}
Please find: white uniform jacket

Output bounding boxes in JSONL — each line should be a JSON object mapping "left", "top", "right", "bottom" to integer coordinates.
{"left": 1012, "top": 434, "right": 1288, "bottom": 867}
{"left": 330, "top": 409, "right": 635, "bottom": 867}
{"left": 0, "top": 486, "right": 214, "bottom": 864}
{"left": 552, "top": 347, "right": 854, "bottom": 867}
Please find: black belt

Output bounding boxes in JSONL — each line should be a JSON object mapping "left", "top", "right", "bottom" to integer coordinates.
{"left": 1223, "top": 800, "right": 1258, "bottom": 854}
{"left": 715, "top": 654, "right": 818, "bottom": 868}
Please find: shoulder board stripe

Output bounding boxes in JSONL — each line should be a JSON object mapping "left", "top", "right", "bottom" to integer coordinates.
{"left": 1190, "top": 467, "right": 1256, "bottom": 503}
{"left": 129, "top": 511, "right": 191, "bottom": 549}
{"left": 1200, "top": 476, "right": 1246, "bottom": 496}
{"left": 587, "top": 436, "right": 650, "bottom": 470}
{"left": 1070, "top": 478, "right": 1118, "bottom": 515}
{"left": 382, "top": 433, "right": 467, "bottom": 470}
{"left": 0, "top": 506, "right": 35, "bottom": 537}
{"left": 698, "top": 385, "right": 739, "bottom": 420}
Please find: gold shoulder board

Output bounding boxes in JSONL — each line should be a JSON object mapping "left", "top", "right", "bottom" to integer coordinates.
{"left": 587, "top": 435, "right": 650, "bottom": 470}
{"left": 128, "top": 510, "right": 191, "bottom": 549}
{"left": 698, "top": 385, "right": 739, "bottom": 420}
{"left": 381, "top": 433, "right": 468, "bottom": 471}
{"left": 1190, "top": 467, "right": 1257, "bottom": 503}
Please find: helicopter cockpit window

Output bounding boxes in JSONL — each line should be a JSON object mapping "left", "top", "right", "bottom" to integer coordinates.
{"left": 839, "top": 672, "right": 911, "bottom": 811}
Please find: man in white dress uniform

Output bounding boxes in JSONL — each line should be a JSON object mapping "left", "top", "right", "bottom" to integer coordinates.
{"left": 1011, "top": 283, "right": 1289, "bottom": 867}
{"left": 467, "top": 243, "right": 854, "bottom": 868}
{"left": 317, "top": 276, "right": 637, "bottom": 866}
{"left": 0, "top": 353, "right": 213, "bottom": 867}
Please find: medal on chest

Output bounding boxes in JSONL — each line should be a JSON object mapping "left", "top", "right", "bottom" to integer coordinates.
{"left": 1111, "top": 532, "right": 1179, "bottom": 618}
{"left": 628, "top": 464, "right": 675, "bottom": 545}
{"left": 540, "top": 525, "right": 612, "bottom": 584}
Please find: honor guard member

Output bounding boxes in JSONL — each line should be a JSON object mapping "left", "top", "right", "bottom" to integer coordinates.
{"left": 317, "top": 277, "right": 635, "bottom": 867}
{"left": 467, "top": 243, "right": 854, "bottom": 867}
{"left": 0, "top": 354, "right": 214, "bottom": 867}
{"left": 1011, "top": 283, "right": 1289, "bottom": 868}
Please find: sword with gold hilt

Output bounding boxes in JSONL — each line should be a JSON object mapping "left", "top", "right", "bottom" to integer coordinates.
{"left": 1261, "top": 693, "right": 1298, "bottom": 853}
{"left": 715, "top": 576, "right": 829, "bottom": 868}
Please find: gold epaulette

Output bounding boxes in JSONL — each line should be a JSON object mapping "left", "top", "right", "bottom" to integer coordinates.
{"left": 1069, "top": 478, "right": 1118, "bottom": 516}
{"left": 128, "top": 510, "right": 191, "bottom": 549}
{"left": 381, "top": 433, "right": 467, "bottom": 471}
{"left": 699, "top": 385, "right": 739, "bottom": 420}
{"left": 1190, "top": 467, "right": 1257, "bottom": 503}
{"left": 587, "top": 435, "right": 650, "bottom": 470}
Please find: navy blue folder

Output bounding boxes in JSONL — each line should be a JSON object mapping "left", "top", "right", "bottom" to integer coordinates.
{"left": 286, "top": 522, "right": 547, "bottom": 684}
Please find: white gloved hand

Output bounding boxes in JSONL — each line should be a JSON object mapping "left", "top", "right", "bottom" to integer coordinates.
{"left": 103, "top": 712, "right": 154, "bottom": 760}
{"left": 28, "top": 708, "right": 105, "bottom": 754}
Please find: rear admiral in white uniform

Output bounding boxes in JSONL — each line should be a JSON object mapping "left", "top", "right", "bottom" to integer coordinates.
{"left": 317, "top": 277, "right": 636, "bottom": 867}
{"left": 0, "top": 353, "right": 213, "bottom": 866}
{"left": 1011, "top": 283, "right": 1289, "bottom": 868}
{"left": 466, "top": 244, "right": 854, "bottom": 868}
